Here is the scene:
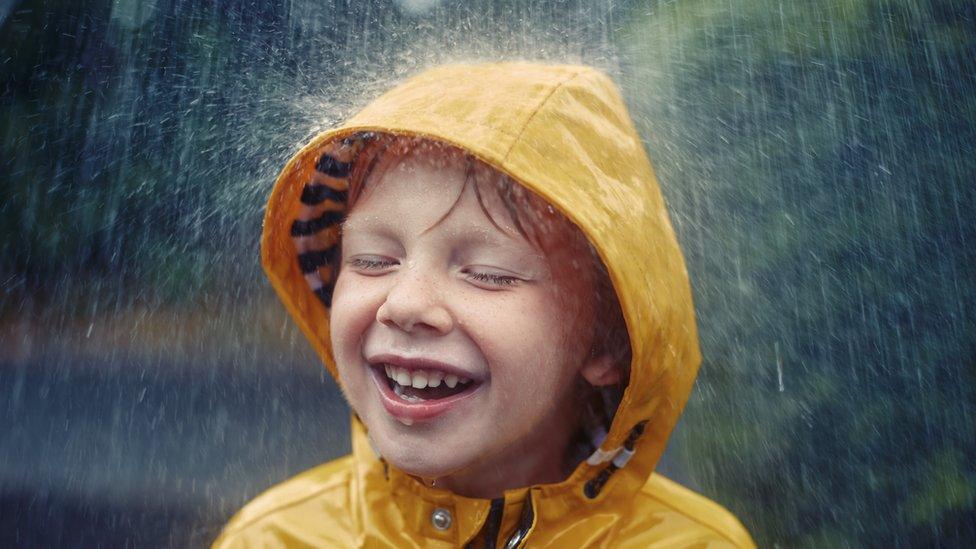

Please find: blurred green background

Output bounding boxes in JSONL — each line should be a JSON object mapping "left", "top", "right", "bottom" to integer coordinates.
{"left": 1, "top": 0, "right": 974, "bottom": 546}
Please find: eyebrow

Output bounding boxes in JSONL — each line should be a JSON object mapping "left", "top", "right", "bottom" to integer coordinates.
{"left": 344, "top": 208, "right": 539, "bottom": 263}
{"left": 339, "top": 216, "right": 398, "bottom": 240}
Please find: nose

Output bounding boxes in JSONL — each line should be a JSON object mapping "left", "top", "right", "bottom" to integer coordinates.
{"left": 375, "top": 268, "right": 454, "bottom": 335}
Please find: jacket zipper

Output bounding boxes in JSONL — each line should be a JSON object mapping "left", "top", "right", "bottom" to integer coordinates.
{"left": 468, "top": 493, "right": 535, "bottom": 549}
{"left": 502, "top": 490, "right": 535, "bottom": 549}
{"left": 482, "top": 497, "right": 505, "bottom": 549}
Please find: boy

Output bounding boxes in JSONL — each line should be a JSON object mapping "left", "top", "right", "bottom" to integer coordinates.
{"left": 215, "top": 62, "right": 755, "bottom": 547}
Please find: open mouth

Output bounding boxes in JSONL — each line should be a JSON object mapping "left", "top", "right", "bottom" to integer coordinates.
{"left": 373, "top": 363, "right": 477, "bottom": 402}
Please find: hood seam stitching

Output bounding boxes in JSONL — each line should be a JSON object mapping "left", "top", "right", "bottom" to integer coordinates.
{"left": 501, "top": 69, "right": 585, "bottom": 163}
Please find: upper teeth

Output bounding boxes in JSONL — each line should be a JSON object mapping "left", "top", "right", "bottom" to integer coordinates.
{"left": 384, "top": 365, "right": 469, "bottom": 389}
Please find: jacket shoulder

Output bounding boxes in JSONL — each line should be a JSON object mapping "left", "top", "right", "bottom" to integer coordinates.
{"left": 212, "top": 454, "right": 360, "bottom": 548}
{"left": 623, "top": 473, "right": 756, "bottom": 548}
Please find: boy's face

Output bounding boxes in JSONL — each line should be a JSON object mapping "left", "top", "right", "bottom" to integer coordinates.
{"left": 330, "top": 148, "right": 611, "bottom": 494}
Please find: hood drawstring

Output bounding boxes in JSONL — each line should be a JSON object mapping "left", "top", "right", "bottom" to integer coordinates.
{"left": 583, "top": 421, "right": 648, "bottom": 499}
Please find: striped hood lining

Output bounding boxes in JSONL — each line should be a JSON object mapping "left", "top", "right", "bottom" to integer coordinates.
{"left": 289, "top": 135, "right": 375, "bottom": 308}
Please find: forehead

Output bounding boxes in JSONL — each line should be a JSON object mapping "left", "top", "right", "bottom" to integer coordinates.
{"left": 345, "top": 146, "right": 525, "bottom": 242}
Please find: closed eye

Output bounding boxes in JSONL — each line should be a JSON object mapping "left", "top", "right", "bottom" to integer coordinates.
{"left": 348, "top": 256, "right": 398, "bottom": 271}
{"left": 462, "top": 268, "right": 521, "bottom": 288}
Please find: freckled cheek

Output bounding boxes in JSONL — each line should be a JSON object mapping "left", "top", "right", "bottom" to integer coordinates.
{"left": 329, "top": 304, "right": 380, "bottom": 413}
{"left": 329, "top": 276, "right": 386, "bottom": 367}
{"left": 468, "top": 296, "right": 570, "bottom": 385}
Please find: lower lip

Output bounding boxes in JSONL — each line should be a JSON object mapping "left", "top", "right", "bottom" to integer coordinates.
{"left": 369, "top": 366, "right": 482, "bottom": 422}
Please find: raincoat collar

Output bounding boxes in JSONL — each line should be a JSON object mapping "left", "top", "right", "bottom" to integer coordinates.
{"left": 353, "top": 418, "right": 496, "bottom": 545}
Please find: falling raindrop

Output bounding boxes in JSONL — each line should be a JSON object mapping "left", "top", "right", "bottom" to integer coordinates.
{"left": 1, "top": 1, "right": 973, "bottom": 546}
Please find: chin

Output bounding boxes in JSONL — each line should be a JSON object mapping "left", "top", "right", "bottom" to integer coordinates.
{"left": 387, "top": 453, "right": 456, "bottom": 479}
{"left": 373, "top": 425, "right": 472, "bottom": 479}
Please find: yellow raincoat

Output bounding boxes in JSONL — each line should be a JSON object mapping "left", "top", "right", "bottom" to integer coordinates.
{"left": 214, "top": 63, "right": 755, "bottom": 548}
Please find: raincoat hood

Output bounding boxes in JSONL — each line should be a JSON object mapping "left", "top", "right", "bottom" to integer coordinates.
{"left": 224, "top": 62, "right": 752, "bottom": 547}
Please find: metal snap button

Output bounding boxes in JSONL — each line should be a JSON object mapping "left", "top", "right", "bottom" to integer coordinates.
{"left": 430, "top": 507, "right": 452, "bottom": 531}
